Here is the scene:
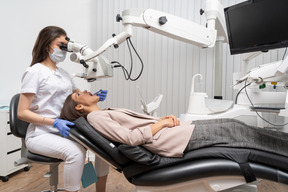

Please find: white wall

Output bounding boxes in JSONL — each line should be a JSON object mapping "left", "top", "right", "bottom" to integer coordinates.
{"left": 1, "top": 0, "right": 287, "bottom": 127}
{"left": 0, "top": 0, "right": 95, "bottom": 105}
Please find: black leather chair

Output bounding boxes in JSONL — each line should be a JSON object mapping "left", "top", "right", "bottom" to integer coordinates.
{"left": 69, "top": 116, "right": 288, "bottom": 191}
{"left": 9, "top": 94, "right": 64, "bottom": 192}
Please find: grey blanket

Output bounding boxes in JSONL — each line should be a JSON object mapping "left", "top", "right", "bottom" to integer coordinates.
{"left": 185, "top": 118, "right": 288, "bottom": 157}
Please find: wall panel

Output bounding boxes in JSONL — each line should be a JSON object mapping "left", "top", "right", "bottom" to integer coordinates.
{"left": 91, "top": 0, "right": 287, "bottom": 126}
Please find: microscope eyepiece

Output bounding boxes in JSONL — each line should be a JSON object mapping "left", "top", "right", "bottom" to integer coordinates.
{"left": 60, "top": 43, "right": 69, "bottom": 52}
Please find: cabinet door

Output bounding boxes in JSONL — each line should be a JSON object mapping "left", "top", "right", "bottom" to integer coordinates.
{"left": 0, "top": 110, "right": 26, "bottom": 176}
{"left": 4, "top": 111, "right": 10, "bottom": 134}
{"left": 7, "top": 134, "right": 21, "bottom": 153}
{"left": 6, "top": 150, "right": 22, "bottom": 173}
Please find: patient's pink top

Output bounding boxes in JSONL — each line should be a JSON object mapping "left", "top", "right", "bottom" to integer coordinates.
{"left": 87, "top": 108, "right": 194, "bottom": 157}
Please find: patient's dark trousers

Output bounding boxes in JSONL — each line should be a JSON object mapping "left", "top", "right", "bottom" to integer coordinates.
{"left": 185, "top": 118, "right": 288, "bottom": 156}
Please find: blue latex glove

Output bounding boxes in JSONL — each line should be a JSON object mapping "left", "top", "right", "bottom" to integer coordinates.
{"left": 94, "top": 89, "right": 108, "bottom": 101}
{"left": 53, "top": 118, "right": 74, "bottom": 137}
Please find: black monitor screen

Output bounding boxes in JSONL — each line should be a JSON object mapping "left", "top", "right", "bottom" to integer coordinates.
{"left": 224, "top": 0, "right": 288, "bottom": 55}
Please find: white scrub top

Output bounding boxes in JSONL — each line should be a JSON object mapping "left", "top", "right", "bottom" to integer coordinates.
{"left": 20, "top": 63, "right": 77, "bottom": 139}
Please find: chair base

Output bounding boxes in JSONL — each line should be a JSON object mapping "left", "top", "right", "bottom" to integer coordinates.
{"left": 42, "top": 164, "right": 65, "bottom": 192}
{"left": 135, "top": 176, "right": 260, "bottom": 192}
{"left": 42, "top": 189, "right": 65, "bottom": 192}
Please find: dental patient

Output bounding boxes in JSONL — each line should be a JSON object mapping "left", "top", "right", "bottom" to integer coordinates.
{"left": 60, "top": 90, "right": 288, "bottom": 158}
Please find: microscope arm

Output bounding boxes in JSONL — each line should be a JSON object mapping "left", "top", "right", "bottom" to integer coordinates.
{"left": 83, "top": 25, "right": 133, "bottom": 62}
{"left": 83, "top": 0, "right": 227, "bottom": 62}
{"left": 66, "top": 0, "right": 227, "bottom": 82}
{"left": 62, "top": 38, "right": 113, "bottom": 82}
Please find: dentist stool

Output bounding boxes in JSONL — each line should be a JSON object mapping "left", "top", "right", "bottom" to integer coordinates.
{"left": 9, "top": 93, "right": 64, "bottom": 192}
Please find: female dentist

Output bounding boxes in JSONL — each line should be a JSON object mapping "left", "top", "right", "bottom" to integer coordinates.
{"left": 18, "top": 26, "right": 107, "bottom": 192}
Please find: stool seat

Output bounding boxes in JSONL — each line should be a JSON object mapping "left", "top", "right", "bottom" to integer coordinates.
{"left": 27, "top": 151, "right": 62, "bottom": 163}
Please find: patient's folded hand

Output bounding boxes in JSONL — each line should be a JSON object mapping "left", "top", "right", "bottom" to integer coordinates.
{"left": 164, "top": 118, "right": 179, "bottom": 128}
{"left": 161, "top": 115, "right": 180, "bottom": 127}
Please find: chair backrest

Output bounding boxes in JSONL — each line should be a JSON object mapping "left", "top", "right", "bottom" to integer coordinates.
{"left": 73, "top": 117, "right": 131, "bottom": 166}
{"left": 9, "top": 93, "right": 29, "bottom": 138}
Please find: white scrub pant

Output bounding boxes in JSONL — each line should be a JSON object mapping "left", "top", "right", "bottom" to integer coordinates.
{"left": 26, "top": 133, "right": 86, "bottom": 191}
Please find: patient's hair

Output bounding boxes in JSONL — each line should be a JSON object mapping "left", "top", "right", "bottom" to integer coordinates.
{"left": 60, "top": 94, "right": 87, "bottom": 121}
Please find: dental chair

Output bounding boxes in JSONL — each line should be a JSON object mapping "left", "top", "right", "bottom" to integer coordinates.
{"left": 9, "top": 94, "right": 64, "bottom": 192}
{"left": 69, "top": 117, "right": 288, "bottom": 192}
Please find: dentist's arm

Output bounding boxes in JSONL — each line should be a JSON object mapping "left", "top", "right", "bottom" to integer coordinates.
{"left": 18, "top": 93, "right": 73, "bottom": 137}
{"left": 18, "top": 93, "right": 55, "bottom": 126}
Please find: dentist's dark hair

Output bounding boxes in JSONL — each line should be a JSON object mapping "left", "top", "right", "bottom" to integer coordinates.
{"left": 30, "top": 26, "right": 66, "bottom": 66}
{"left": 60, "top": 94, "right": 87, "bottom": 121}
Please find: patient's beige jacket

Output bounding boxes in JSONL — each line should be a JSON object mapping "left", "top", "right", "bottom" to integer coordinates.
{"left": 87, "top": 108, "right": 194, "bottom": 157}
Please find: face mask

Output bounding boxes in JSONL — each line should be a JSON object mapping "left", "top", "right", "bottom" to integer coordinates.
{"left": 49, "top": 46, "right": 67, "bottom": 63}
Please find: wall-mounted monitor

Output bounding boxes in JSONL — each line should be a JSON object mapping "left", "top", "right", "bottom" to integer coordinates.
{"left": 224, "top": 0, "right": 288, "bottom": 55}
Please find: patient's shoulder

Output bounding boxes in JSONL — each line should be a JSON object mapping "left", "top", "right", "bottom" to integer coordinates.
{"left": 87, "top": 110, "right": 112, "bottom": 122}
{"left": 88, "top": 110, "right": 105, "bottom": 118}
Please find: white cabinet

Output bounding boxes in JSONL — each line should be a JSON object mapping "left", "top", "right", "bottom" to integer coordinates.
{"left": 0, "top": 109, "right": 28, "bottom": 182}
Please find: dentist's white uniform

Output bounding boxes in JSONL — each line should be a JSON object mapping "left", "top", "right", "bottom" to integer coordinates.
{"left": 21, "top": 63, "right": 86, "bottom": 191}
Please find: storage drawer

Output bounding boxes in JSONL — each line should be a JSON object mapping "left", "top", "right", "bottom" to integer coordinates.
{"left": 6, "top": 150, "right": 22, "bottom": 172}
{"left": 6, "top": 134, "right": 21, "bottom": 153}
